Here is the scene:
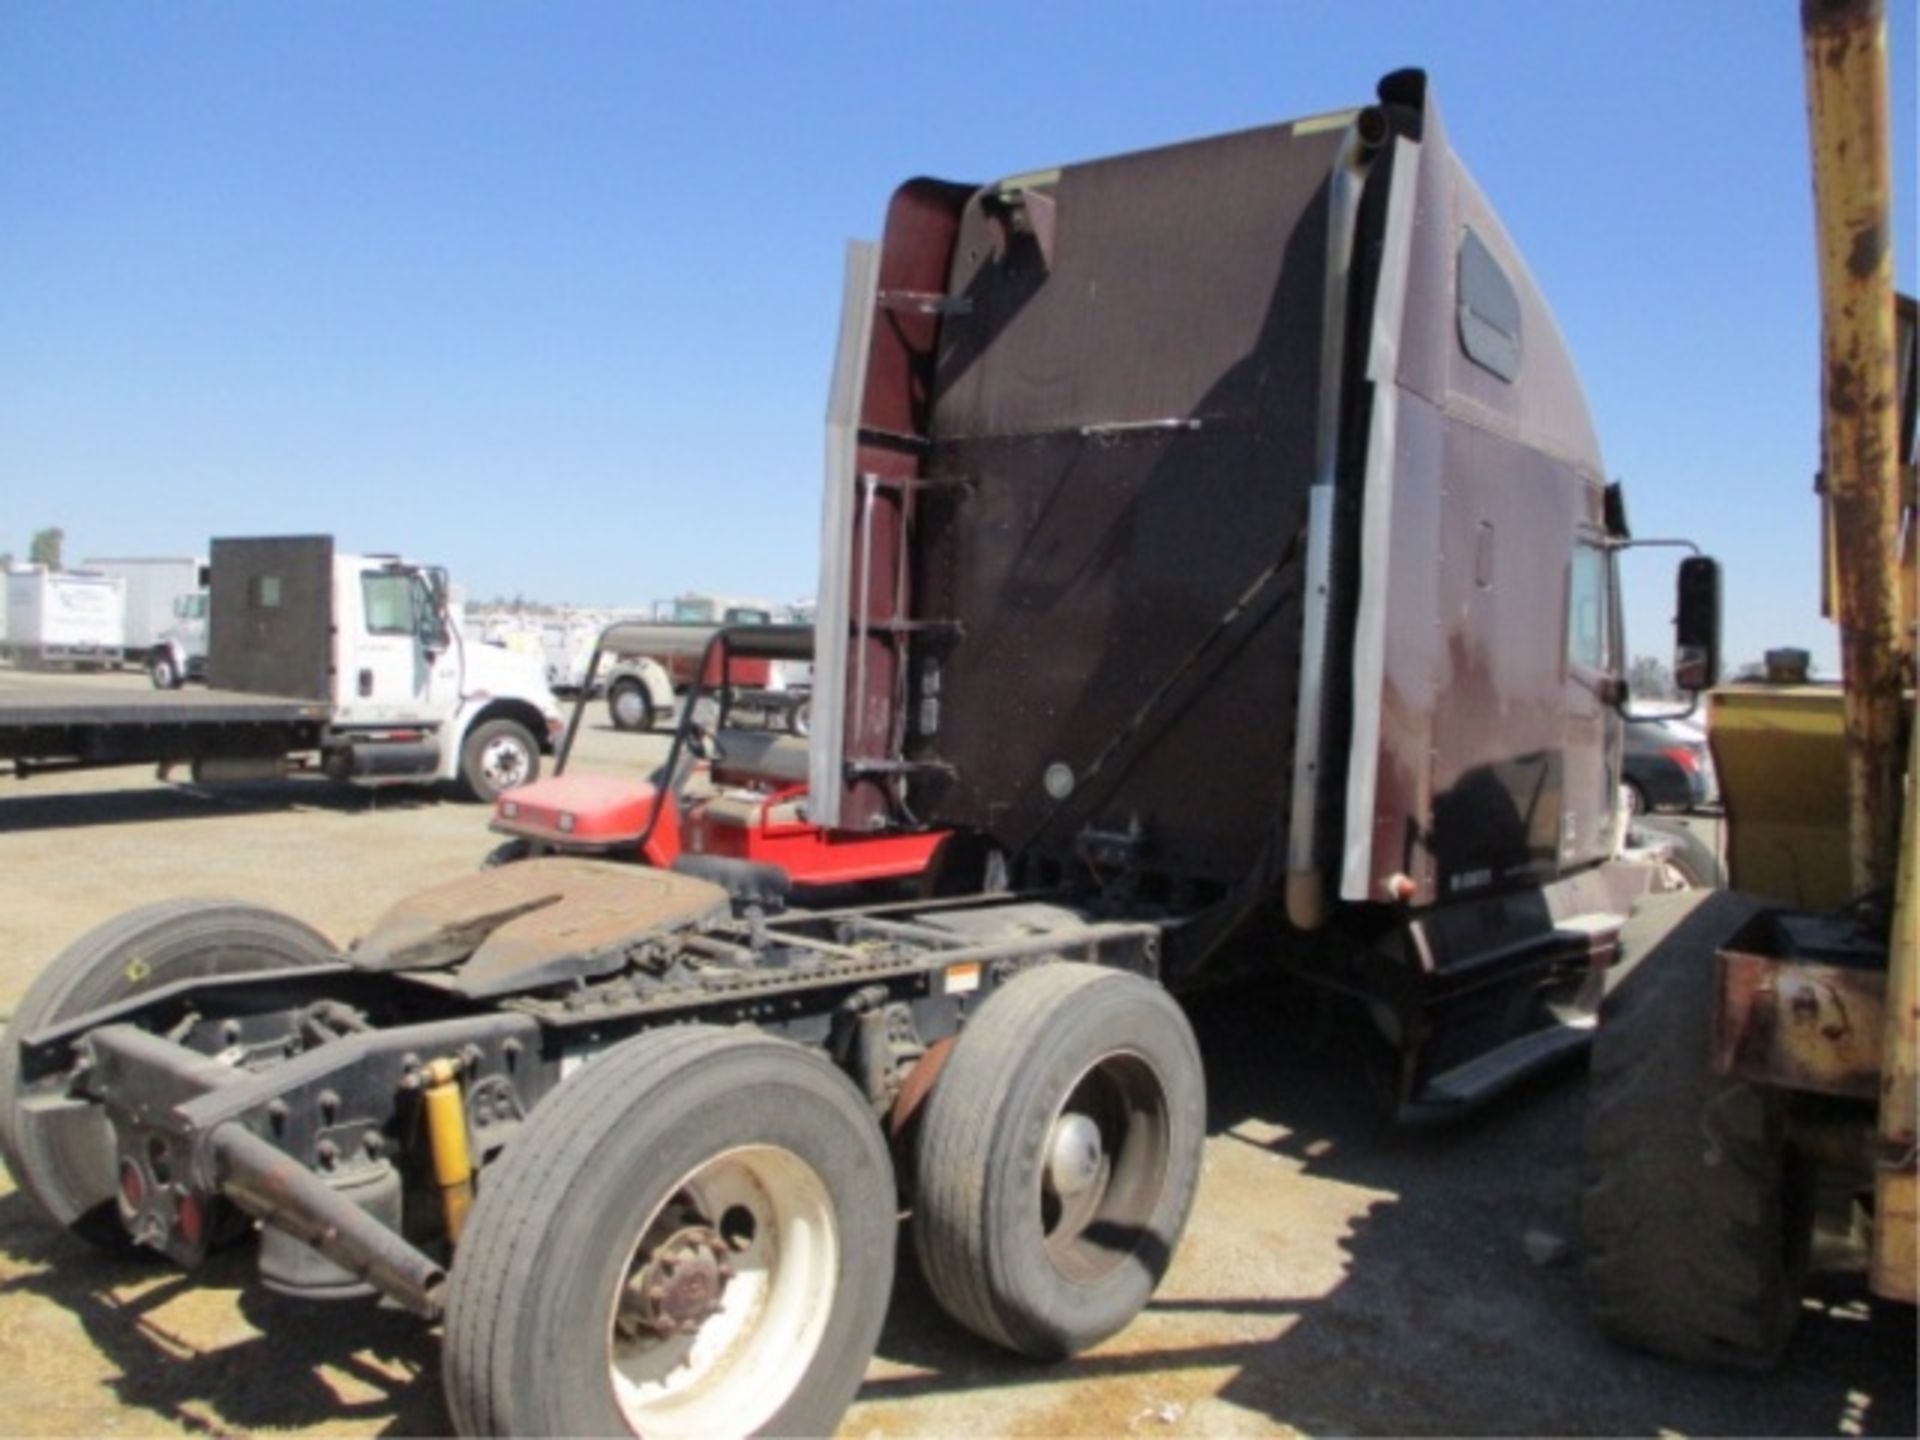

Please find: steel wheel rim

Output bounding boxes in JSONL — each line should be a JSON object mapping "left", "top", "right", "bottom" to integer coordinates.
{"left": 1038, "top": 1049, "right": 1170, "bottom": 1283}
{"left": 480, "top": 736, "right": 530, "bottom": 790}
{"left": 605, "top": 1144, "right": 838, "bottom": 1437}
{"left": 613, "top": 686, "right": 645, "bottom": 727}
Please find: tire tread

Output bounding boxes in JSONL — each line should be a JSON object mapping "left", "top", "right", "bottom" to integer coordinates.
{"left": 1581, "top": 890, "right": 1809, "bottom": 1368}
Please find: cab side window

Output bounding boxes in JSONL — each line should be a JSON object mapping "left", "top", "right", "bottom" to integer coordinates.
{"left": 1567, "top": 542, "right": 1614, "bottom": 673}
{"left": 362, "top": 573, "right": 415, "bottom": 635}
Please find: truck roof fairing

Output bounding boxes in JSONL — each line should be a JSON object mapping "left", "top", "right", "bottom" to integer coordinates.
{"left": 816, "top": 72, "right": 1614, "bottom": 940}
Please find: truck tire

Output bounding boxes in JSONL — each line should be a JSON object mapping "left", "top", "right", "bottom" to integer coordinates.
{"left": 0, "top": 900, "right": 335, "bottom": 1248}
{"left": 458, "top": 718, "right": 540, "bottom": 803}
{"left": 480, "top": 838, "right": 534, "bottom": 869}
{"left": 149, "top": 650, "right": 182, "bottom": 690}
{"left": 912, "top": 962, "right": 1206, "bottom": 1358}
{"left": 1630, "top": 815, "right": 1726, "bottom": 889}
{"left": 443, "top": 1026, "right": 896, "bottom": 1438}
{"left": 786, "top": 696, "right": 812, "bottom": 738}
{"left": 1580, "top": 890, "right": 1814, "bottom": 1368}
{"left": 608, "top": 678, "right": 655, "bottom": 732}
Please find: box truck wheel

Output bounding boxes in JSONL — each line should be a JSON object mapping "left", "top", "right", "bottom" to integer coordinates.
{"left": 458, "top": 718, "right": 540, "bottom": 802}
{"left": 786, "top": 697, "right": 811, "bottom": 738}
{"left": 1581, "top": 890, "right": 1814, "bottom": 1368}
{"left": 443, "top": 1026, "right": 895, "bottom": 1438}
{"left": 0, "top": 900, "right": 334, "bottom": 1249}
{"left": 149, "top": 649, "right": 183, "bottom": 690}
{"left": 608, "top": 678, "right": 655, "bottom": 733}
{"left": 912, "top": 962, "right": 1205, "bottom": 1358}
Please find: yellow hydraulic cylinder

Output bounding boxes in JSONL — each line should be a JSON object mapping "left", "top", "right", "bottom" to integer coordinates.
{"left": 421, "top": 1057, "right": 475, "bottom": 1242}
{"left": 1871, "top": 709, "right": 1917, "bottom": 1303}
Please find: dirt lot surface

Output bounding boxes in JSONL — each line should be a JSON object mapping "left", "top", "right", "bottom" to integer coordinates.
{"left": 0, "top": 670, "right": 1912, "bottom": 1437}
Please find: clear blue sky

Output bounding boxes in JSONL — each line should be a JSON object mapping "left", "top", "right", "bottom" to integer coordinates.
{"left": 3, "top": 2, "right": 1913, "bottom": 673}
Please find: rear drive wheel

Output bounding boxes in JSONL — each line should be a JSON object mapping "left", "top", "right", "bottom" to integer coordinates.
{"left": 149, "top": 651, "right": 182, "bottom": 690}
{"left": 1581, "top": 890, "right": 1814, "bottom": 1368}
{"left": 0, "top": 900, "right": 335, "bottom": 1247}
{"left": 443, "top": 1026, "right": 895, "bottom": 1438}
{"left": 609, "top": 679, "right": 655, "bottom": 733}
{"left": 912, "top": 962, "right": 1206, "bottom": 1357}
{"left": 458, "top": 718, "right": 539, "bottom": 803}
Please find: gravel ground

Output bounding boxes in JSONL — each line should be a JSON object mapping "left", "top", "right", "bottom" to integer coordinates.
{"left": 0, "top": 669, "right": 1912, "bottom": 1437}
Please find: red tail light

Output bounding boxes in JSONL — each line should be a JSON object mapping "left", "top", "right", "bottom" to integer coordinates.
{"left": 118, "top": 1159, "right": 145, "bottom": 1214}
{"left": 175, "top": 1191, "right": 206, "bottom": 1247}
{"left": 1661, "top": 745, "right": 1700, "bottom": 774}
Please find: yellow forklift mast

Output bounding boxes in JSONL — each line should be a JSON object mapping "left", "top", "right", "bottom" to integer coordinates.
{"left": 1708, "top": 0, "right": 1915, "bottom": 1305}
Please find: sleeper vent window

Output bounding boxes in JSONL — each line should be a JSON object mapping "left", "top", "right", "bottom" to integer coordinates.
{"left": 1458, "top": 228, "right": 1522, "bottom": 382}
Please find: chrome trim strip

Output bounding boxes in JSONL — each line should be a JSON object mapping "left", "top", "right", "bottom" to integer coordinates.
{"left": 811, "top": 240, "right": 881, "bottom": 827}
{"left": 1286, "top": 120, "right": 1376, "bottom": 923}
{"left": 1341, "top": 136, "right": 1422, "bottom": 902}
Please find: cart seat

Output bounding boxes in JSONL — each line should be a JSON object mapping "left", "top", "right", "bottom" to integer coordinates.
{"left": 712, "top": 730, "right": 810, "bottom": 787}
{"left": 699, "top": 789, "right": 809, "bottom": 831}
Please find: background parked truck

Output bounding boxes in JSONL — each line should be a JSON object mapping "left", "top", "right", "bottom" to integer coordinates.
{"left": 0, "top": 535, "right": 563, "bottom": 800}
{"left": 79, "top": 555, "right": 207, "bottom": 673}
{"left": 602, "top": 592, "right": 810, "bottom": 734}
{"left": 2, "top": 565, "right": 126, "bottom": 669}
{"left": 146, "top": 587, "right": 210, "bottom": 688}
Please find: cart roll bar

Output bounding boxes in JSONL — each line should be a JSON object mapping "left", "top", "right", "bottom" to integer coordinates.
{"left": 556, "top": 622, "right": 816, "bottom": 775}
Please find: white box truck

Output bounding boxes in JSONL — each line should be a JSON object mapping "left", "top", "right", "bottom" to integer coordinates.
{"left": 81, "top": 556, "right": 208, "bottom": 667}
{"left": 3, "top": 566, "right": 127, "bottom": 669}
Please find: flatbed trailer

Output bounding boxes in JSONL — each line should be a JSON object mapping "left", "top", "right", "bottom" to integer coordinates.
{"left": 0, "top": 683, "right": 330, "bottom": 778}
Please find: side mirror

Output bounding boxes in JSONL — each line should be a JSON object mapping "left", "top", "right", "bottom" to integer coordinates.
{"left": 1674, "top": 556, "right": 1721, "bottom": 692}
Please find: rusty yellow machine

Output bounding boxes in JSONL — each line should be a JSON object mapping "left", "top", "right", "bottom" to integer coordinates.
{"left": 1580, "top": 0, "right": 1916, "bottom": 1367}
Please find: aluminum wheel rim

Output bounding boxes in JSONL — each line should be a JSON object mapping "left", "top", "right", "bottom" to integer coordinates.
{"left": 479, "top": 736, "right": 530, "bottom": 790}
{"left": 1038, "top": 1049, "right": 1170, "bottom": 1284}
{"left": 606, "top": 1144, "right": 838, "bottom": 1438}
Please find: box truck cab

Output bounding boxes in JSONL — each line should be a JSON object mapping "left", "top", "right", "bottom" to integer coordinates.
{"left": 148, "top": 589, "right": 210, "bottom": 688}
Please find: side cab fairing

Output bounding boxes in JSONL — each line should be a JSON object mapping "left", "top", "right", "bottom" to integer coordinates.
{"left": 1338, "top": 78, "right": 1616, "bottom": 910}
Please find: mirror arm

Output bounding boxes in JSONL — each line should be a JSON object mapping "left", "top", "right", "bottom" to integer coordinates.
{"left": 1613, "top": 690, "right": 1702, "bottom": 723}
{"left": 1605, "top": 536, "right": 1702, "bottom": 556}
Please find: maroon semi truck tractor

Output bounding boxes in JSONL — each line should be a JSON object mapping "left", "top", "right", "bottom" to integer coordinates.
{"left": 2, "top": 69, "right": 1710, "bottom": 1437}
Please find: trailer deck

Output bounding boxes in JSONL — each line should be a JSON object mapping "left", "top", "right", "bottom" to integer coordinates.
{"left": 0, "top": 680, "right": 330, "bottom": 771}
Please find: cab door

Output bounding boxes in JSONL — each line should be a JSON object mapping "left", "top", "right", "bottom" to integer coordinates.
{"left": 337, "top": 567, "right": 436, "bottom": 724}
{"left": 1561, "top": 531, "right": 1624, "bottom": 869}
